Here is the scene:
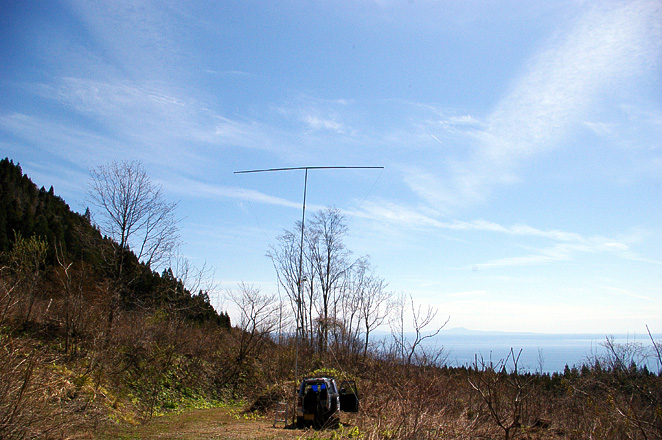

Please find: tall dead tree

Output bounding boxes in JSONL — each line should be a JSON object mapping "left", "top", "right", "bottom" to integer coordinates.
{"left": 308, "top": 207, "right": 350, "bottom": 353}
{"left": 357, "top": 263, "right": 391, "bottom": 358}
{"left": 267, "top": 223, "right": 308, "bottom": 341}
{"left": 270, "top": 207, "right": 375, "bottom": 354}
{"left": 88, "top": 160, "right": 179, "bottom": 334}
{"left": 336, "top": 257, "right": 390, "bottom": 357}
{"left": 89, "top": 160, "right": 179, "bottom": 277}
{"left": 389, "top": 293, "right": 448, "bottom": 365}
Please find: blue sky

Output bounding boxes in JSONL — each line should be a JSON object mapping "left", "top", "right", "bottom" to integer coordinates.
{"left": 1, "top": 0, "right": 660, "bottom": 334}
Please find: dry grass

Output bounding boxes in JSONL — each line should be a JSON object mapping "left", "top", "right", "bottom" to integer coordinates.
{"left": 1, "top": 263, "right": 660, "bottom": 440}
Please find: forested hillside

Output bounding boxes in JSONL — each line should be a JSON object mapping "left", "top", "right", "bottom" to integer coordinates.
{"left": 0, "top": 158, "right": 229, "bottom": 326}
{"left": 1, "top": 158, "right": 237, "bottom": 438}
{"left": 0, "top": 158, "right": 91, "bottom": 262}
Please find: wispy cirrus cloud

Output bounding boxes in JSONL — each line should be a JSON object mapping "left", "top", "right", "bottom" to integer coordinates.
{"left": 277, "top": 96, "right": 354, "bottom": 135}
{"left": 359, "top": 200, "right": 604, "bottom": 242}
{"left": 472, "top": 240, "right": 632, "bottom": 270}
{"left": 0, "top": 112, "right": 126, "bottom": 165}
{"left": 65, "top": 0, "right": 190, "bottom": 80}
{"left": 37, "top": 78, "right": 217, "bottom": 144}
{"left": 599, "top": 285, "right": 655, "bottom": 302}
{"left": 406, "top": 0, "right": 662, "bottom": 211}
{"left": 302, "top": 115, "right": 345, "bottom": 133}
{"left": 25, "top": 77, "right": 298, "bottom": 171}
{"left": 467, "top": 228, "right": 662, "bottom": 269}
{"left": 354, "top": 199, "right": 654, "bottom": 268}
{"left": 163, "top": 178, "right": 300, "bottom": 209}
{"left": 161, "top": 177, "right": 329, "bottom": 213}
{"left": 482, "top": 1, "right": 660, "bottom": 158}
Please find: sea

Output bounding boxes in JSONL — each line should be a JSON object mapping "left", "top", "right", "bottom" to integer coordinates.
{"left": 408, "top": 329, "right": 662, "bottom": 374}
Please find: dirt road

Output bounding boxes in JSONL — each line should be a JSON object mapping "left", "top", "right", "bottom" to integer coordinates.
{"left": 95, "top": 406, "right": 310, "bottom": 440}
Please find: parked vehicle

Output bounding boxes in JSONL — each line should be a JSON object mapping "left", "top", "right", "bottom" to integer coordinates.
{"left": 296, "top": 377, "right": 359, "bottom": 428}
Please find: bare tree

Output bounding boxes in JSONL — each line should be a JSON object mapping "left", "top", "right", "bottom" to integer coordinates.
{"left": 222, "top": 283, "right": 280, "bottom": 395}
{"left": 55, "top": 243, "right": 89, "bottom": 356}
{"left": 89, "top": 160, "right": 179, "bottom": 340}
{"left": 89, "top": 160, "right": 179, "bottom": 276}
{"left": 469, "top": 348, "right": 531, "bottom": 440}
{"left": 357, "top": 263, "right": 391, "bottom": 358}
{"left": 308, "top": 207, "right": 350, "bottom": 353}
{"left": 7, "top": 233, "right": 47, "bottom": 324}
{"left": 268, "top": 210, "right": 350, "bottom": 352}
{"left": 267, "top": 223, "right": 307, "bottom": 340}
{"left": 228, "top": 282, "right": 279, "bottom": 363}
{"left": 389, "top": 293, "right": 448, "bottom": 365}
{"left": 337, "top": 257, "right": 392, "bottom": 357}
{"left": 584, "top": 336, "right": 662, "bottom": 439}
{"left": 268, "top": 207, "right": 387, "bottom": 357}
{"left": 164, "top": 249, "right": 220, "bottom": 314}
{"left": 335, "top": 262, "right": 363, "bottom": 353}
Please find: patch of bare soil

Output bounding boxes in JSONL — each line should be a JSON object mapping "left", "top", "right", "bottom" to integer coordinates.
{"left": 94, "top": 406, "right": 309, "bottom": 440}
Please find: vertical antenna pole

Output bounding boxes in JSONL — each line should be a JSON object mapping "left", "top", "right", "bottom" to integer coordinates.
{"left": 295, "top": 168, "right": 308, "bottom": 387}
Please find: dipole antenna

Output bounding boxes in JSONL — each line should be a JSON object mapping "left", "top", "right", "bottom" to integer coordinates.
{"left": 234, "top": 166, "right": 383, "bottom": 389}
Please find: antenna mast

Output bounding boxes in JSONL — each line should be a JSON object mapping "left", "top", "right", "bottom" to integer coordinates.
{"left": 234, "top": 166, "right": 384, "bottom": 397}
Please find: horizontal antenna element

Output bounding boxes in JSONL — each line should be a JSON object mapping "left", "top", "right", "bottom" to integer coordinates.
{"left": 235, "top": 166, "right": 383, "bottom": 174}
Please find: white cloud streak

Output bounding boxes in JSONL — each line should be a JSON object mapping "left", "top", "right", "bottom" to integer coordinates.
{"left": 20, "top": 76, "right": 300, "bottom": 173}
{"left": 472, "top": 235, "right": 660, "bottom": 269}
{"left": 359, "top": 200, "right": 583, "bottom": 241}
{"left": 38, "top": 78, "right": 220, "bottom": 145}
{"left": 161, "top": 177, "right": 329, "bottom": 214}
{"left": 407, "top": 0, "right": 662, "bottom": 211}
{"left": 355, "top": 199, "right": 655, "bottom": 269}
{"left": 303, "top": 115, "right": 345, "bottom": 133}
{"left": 163, "top": 178, "right": 301, "bottom": 209}
{"left": 0, "top": 112, "right": 126, "bottom": 166}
